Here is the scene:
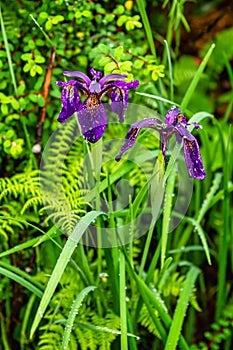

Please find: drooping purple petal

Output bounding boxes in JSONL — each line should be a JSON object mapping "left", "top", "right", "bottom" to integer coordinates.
{"left": 173, "top": 122, "right": 195, "bottom": 142}
{"left": 77, "top": 95, "right": 107, "bottom": 143}
{"left": 170, "top": 120, "right": 206, "bottom": 179}
{"left": 56, "top": 80, "right": 80, "bottom": 123}
{"left": 102, "top": 80, "right": 139, "bottom": 122}
{"left": 110, "top": 87, "right": 128, "bottom": 123}
{"left": 116, "top": 118, "right": 161, "bottom": 161}
{"left": 183, "top": 138, "right": 206, "bottom": 180}
{"left": 63, "top": 70, "right": 91, "bottom": 86}
{"left": 90, "top": 68, "right": 103, "bottom": 81}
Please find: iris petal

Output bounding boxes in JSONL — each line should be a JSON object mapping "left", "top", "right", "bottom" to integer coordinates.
{"left": 102, "top": 80, "right": 139, "bottom": 122}
{"left": 63, "top": 70, "right": 91, "bottom": 86}
{"left": 183, "top": 138, "right": 206, "bottom": 180}
{"left": 116, "top": 118, "right": 161, "bottom": 161}
{"left": 56, "top": 81, "right": 80, "bottom": 123}
{"left": 77, "top": 95, "right": 107, "bottom": 143}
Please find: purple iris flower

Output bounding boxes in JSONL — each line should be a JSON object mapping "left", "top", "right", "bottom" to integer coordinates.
{"left": 56, "top": 68, "right": 139, "bottom": 143}
{"left": 116, "top": 106, "right": 206, "bottom": 180}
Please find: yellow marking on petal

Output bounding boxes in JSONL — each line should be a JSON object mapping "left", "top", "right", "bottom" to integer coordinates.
{"left": 176, "top": 113, "right": 184, "bottom": 123}
{"left": 86, "top": 94, "right": 100, "bottom": 109}
{"left": 66, "top": 85, "right": 74, "bottom": 101}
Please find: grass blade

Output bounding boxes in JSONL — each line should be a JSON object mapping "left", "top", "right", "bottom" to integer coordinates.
{"left": 161, "top": 170, "right": 176, "bottom": 268}
{"left": 136, "top": 0, "right": 156, "bottom": 58}
{"left": 119, "top": 249, "right": 128, "bottom": 350}
{"left": 164, "top": 266, "right": 200, "bottom": 350}
{"left": 62, "top": 286, "right": 97, "bottom": 349}
{"left": 30, "top": 210, "right": 104, "bottom": 338}
{"left": 215, "top": 128, "right": 231, "bottom": 320}
{"left": 0, "top": 6, "right": 18, "bottom": 95}
{"left": 0, "top": 266, "right": 43, "bottom": 298}
{"left": 164, "top": 39, "right": 174, "bottom": 100}
{"left": 181, "top": 43, "right": 215, "bottom": 110}
{"left": 29, "top": 14, "right": 54, "bottom": 47}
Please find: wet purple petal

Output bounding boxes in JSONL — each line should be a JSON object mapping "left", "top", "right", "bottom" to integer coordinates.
{"left": 104, "top": 80, "right": 139, "bottom": 122}
{"left": 56, "top": 81, "right": 80, "bottom": 122}
{"left": 165, "top": 113, "right": 206, "bottom": 179}
{"left": 173, "top": 123, "right": 195, "bottom": 140}
{"left": 116, "top": 118, "right": 161, "bottom": 161}
{"left": 77, "top": 96, "right": 107, "bottom": 143}
{"left": 160, "top": 131, "right": 169, "bottom": 163}
{"left": 110, "top": 87, "right": 128, "bottom": 123}
{"left": 183, "top": 138, "right": 206, "bottom": 180}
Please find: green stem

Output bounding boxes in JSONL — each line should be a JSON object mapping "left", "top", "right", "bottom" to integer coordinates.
{"left": 29, "top": 14, "right": 54, "bottom": 47}
{"left": 0, "top": 6, "right": 18, "bottom": 95}
{"left": 136, "top": 0, "right": 156, "bottom": 59}
{"left": 119, "top": 249, "right": 128, "bottom": 350}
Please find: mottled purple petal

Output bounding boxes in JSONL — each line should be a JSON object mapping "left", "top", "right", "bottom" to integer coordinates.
{"left": 165, "top": 117, "right": 206, "bottom": 179}
{"left": 63, "top": 70, "right": 91, "bottom": 86}
{"left": 77, "top": 95, "right": 107, "bottom": 143}
{"left": 110, "top": 87, "right": 128, "bottom": 123}
{"left": 56, "top": 81, "right": 80, "bottom": 123}
{"left": 102, "top": 80, "right": 139, "bottom": 122}
{"left": 90, "top": 68, "right": 103, "bottom": 81}
{"left": 116, "top": 118, "right": 161, "bottom": 161}
{"left": 183, "top": 138, "right": 206, "bottom": 180}
{"left": 165, "top": 106, "right": 186, "bottom": 125}
{"left": 173, "top": 123, "right": 195, "bottom": 141}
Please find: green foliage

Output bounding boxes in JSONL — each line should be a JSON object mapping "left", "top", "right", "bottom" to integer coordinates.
{"left": 37, "top": 268, "right": 120, "bottom": 350}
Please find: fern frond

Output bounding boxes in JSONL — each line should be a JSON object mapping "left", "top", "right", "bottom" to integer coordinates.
{"left": 21, "top": 196, "right": 43, "bottom": 214}
{"left": 0, "top": 204, "right": 25, "bottom": 242}
{"left": 0, "top": 170, "right": 40, "bottom": 202}
{"left": 139, "top": 303, "right": 161, "bottom": 339}
{"left": 38, "top": 268, "right": 120, "bottom": 350}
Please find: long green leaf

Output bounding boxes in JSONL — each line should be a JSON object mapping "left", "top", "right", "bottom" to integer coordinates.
{"left": 181, "top": 43, "right": 215, "bottom": 110}
{"left": 161, "top": 170, "right": 176, "bottom": 268}
{"left": 215, "top": 128, "right": 231, "bottom": 320}
{"left": 136, "top": 0, "right": 156, "bottom": 58}
{"left": 62, "top": 286, "right": 97, "bottom": 349}
{"left": 0, "top": 6, "right": 18, "bottom": 95}
{"left": 119, "top": 249, "right": 128, "bottom": 350}
{"left": 30, "top": 210, "right": 104, "bottom": 338}
{"left": 164, "top": 266, "right": 200, "bottom": 350}
{"left": 0, "top": 267, "right": 43, "bottom": 298}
